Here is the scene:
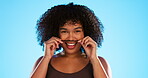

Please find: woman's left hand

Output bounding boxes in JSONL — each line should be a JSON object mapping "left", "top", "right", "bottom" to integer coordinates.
{"left": 78, "top": 36, "right": 98, "bottom": 60}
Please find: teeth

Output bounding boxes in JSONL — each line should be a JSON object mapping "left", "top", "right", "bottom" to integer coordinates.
{"left": 67, "top": 43, "right": 75, "bottom": 45}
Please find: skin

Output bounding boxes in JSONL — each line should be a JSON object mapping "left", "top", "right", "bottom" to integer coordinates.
{"left": 30, "top": 22, "right": 112, "bottom": 78}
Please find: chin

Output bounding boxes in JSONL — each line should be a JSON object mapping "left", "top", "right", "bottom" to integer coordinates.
{"left": 64, "top": 48, "right": 80, "bottom": 54}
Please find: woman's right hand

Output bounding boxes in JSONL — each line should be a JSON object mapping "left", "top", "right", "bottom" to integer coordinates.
{"left": 44, "top": 37, "right": 63, "bottom": 59}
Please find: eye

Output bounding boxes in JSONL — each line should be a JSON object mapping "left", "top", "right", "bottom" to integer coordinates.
{"left": 75, "top": 30, "right": 82, "bottom": 33}
{"left": 76, "top": 30, "right": 81, "bottom": 32}
{"left": 60, "top": 31, "right": 68, "bottom": 33}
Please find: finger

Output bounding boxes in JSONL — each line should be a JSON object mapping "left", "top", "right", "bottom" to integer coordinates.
{"left": 46, "top": 41, "right": 57, "bottom": 51}
{"left": 46, "top": 42, "right": 55, "bottom": 50}
{"left": 78, "top": 40, "right": 81, "bottom": 43}
{"left": 52, "top": 40, "right": 59, "bottom": 48}
{"left": 85, "top": 41, "right": 95, "bottom": 48}
{"left": 81, "top": 36, "right": 89, "bottom": 45}
{"left": 45, "top": 40, "right": 58, "bottom": 48}
{"left": 52, "top": 37, "right": 63, "bottom": 43}
{"left": 84, "top": 37, "right": 96, "bottom": 46}
{"left": 80, "top": 42, "right": 85, "bottom": 49}
{"left": 49, "top": 39, "right": 63, "bottom": 48}
{"left": 84, "top": 38, "right": 89, "bottom": 45}
{"left": 48, "top": 37, "right": 63, "bottom": 44}
{"left": 51, "top": 43, "right": 56, "bottom": 50}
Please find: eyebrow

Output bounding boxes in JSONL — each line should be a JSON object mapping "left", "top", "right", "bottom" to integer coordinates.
{"left": 74, "top": 27, "right": 83, "bottom": 30}
{"left": 59, "top": 27, "right": 83, "bottom": 30}
{"left": 59, "top": 28, "right": 67, "bottom": 30}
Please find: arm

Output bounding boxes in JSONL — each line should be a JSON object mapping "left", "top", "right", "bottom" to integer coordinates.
{"left": 90, "top": 56, "right": 112, "bottom": 78}
{"left": 78, "top": 36, "right": 112, "bottom": 78}
{"left": 30, "top": 37, "right": 63, "bottom": 78}
{"left": 30, "top": 56, "right": 51, "bottom": 78}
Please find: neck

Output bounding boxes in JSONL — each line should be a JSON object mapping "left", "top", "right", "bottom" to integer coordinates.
{"left": 63, "top": 50, "right": 82, "bottom": 58}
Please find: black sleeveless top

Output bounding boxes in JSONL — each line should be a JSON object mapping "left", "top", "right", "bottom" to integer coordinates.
{"left": 46, "top": 62, "right": 94, "bottom": 78}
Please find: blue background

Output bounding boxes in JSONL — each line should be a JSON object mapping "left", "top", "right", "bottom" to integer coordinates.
{"left": 0, "top": 0, "right": 148, "bottom": 78}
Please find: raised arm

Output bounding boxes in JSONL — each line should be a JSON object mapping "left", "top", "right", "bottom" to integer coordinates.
{"left": 78, "top": 36, "right": 112, "bottom": 78}
{"left": 30, "top": 37, "right": 63, "bottom": 78}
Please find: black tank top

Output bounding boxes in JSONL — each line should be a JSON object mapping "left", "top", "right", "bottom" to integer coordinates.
{"left": 46, "top": 62, "right": 94, "bottom": 78}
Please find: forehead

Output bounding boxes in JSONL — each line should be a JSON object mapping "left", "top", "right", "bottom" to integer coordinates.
{"left": 60, "top": 21, "right": 83, "bottom": 29}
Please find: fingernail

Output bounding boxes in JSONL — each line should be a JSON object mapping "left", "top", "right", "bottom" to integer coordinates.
{"left": 78, "top": 40, "right": 81, "bottom": 42}
{"left": 61, "top": 41, "right": 63, "bottom": 43}
{"left": 85, "top": 45, "right": 87, "bottom": 47}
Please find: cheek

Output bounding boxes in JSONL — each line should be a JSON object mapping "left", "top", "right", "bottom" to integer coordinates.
{"left": 59, "top": 32, "right": 84, "bottom": 40}
{"left": 59, "top": 34, "right": 67, "bottom": 40}
{"left": 76, "top": 32, "right": 84, "bottom": 40}
{"left": 80, "top": 34, "right": 84, "bottom": 38}
{"left": 80, "top": 32, "right": 84, "bottom": 37}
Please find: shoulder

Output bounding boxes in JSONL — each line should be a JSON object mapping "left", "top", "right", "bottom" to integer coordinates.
{"left": 36, "top": 56, "right": 44, "bottom": 64}
{"left": 33, "top": 55, "right": 59, "bottom": 69}
{"left": 32, "top": 56, "right": 44, "bottom": 71}
{"left": 98, "top": 56, "right": 112, "bottom": 78}
{"left": 98, "top": 56, "right": 108, "bottom": 67}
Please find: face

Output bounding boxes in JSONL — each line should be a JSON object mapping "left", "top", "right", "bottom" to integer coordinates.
{"left": 59, "top": 22, "right": 84, "bottom": 54}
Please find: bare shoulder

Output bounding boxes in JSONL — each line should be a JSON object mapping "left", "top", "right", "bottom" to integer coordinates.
{"left": 32, "top": 55, "right": 58, "bottom": 71}
{"left": 98, "top": 56, "right": 112, "bottom": 78}
{"left": 98, "top": 56, "right": 109, "bottom": 68}
{"left": 32, "top": 56, "right": 44, "bottom": 71}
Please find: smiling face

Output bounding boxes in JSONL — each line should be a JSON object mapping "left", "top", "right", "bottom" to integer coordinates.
{"left": 59, "top": 21, "right": 84, "bottom": 54}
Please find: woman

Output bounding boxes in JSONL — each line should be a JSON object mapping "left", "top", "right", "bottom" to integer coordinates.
{"left": 31, "top": 3, "right": 112, "bottom": 78}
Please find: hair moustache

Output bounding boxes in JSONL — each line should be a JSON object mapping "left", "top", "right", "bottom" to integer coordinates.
{"left": 62, "top": 40, "right": 78, "bottom": 42}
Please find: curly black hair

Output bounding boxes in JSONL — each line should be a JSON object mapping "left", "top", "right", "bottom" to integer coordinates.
{"left": 36, "top": 3, "right": 104, "bottom": 51}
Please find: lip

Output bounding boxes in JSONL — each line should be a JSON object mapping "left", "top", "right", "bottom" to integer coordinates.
{"left": 66, "top": 42, "right": 77, "bottom": 46}
{"left": 62, "top": 40, "right": 78, "bottom": 49}
{"left": 66, "top": 44, "right": 76, "bottom": 49}
{"left": 62, "top": 40, "right": 78, "bottom": 45}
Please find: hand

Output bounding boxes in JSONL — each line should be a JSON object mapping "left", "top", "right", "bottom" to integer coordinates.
{"left": 44, "top": 37, "right": 63, "bottom": 58}
{"left": 78, "top": 36, "right": 98, "bottom": 60}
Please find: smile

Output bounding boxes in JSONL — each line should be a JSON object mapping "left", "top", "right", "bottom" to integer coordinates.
{"left": 67, "top": 43, "right": 76, "bottom": 45}
{"left": 62, "top": 40, "right": 78, "bottom": 49}
{"left": 66, "top": 43, "right": 76, "bottom": 49}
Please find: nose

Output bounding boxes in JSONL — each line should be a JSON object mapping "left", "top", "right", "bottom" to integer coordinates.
{"left": 68, "top": 32, "right": 74, "bottom": 40}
